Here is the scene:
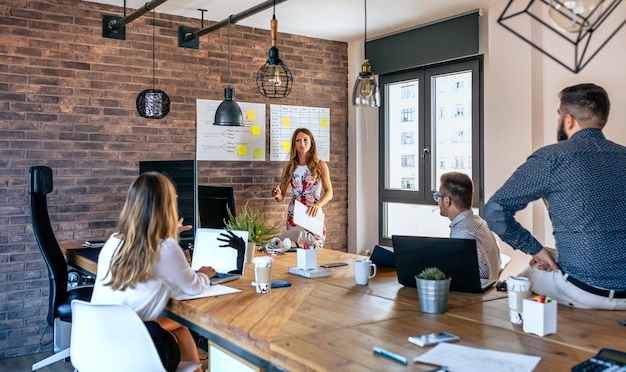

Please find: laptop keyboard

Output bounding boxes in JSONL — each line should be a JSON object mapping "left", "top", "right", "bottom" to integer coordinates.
{"left": 209, "top": 272, "right": 240, "bottom": 285}
{"left": 214, "top": 273, "right": 234, "bottom": 279}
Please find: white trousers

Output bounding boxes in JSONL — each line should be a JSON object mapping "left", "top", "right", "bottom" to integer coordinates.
{"left": 517, "top": 265, "right": 626, "bottom": 310}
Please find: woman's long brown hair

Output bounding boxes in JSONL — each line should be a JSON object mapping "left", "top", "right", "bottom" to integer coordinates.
{"left": 280, "top": 128, "right": 320, "bottom": 187}
{"left": 105, "top": 172, "right": 179, "bottom": 291}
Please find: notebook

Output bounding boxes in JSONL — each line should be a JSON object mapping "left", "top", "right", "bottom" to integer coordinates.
{"left": 191, "top": 228, "right": 249, "bottom": 285}
{"left": 391, "top": 235, "right": 495, "bottom": 293}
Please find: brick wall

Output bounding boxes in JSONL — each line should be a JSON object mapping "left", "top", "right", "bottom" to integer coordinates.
{"left": 0, "top": 0, "right": 348, "bottom": 358}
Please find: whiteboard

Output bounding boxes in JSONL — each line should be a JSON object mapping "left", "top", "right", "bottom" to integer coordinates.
{"left": 269, "top": 104, "right": 330, "bottom": 162}
{"left": 196, "top": 99, "right": 266, "bottom": 161}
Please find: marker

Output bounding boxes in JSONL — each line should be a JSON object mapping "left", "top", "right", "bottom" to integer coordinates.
{"left": 373, "top": 346, "right": 408, "bottom": 365}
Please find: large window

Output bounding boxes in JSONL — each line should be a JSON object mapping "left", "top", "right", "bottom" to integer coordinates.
{"left": 378, "top": 58, "right": 483, "bottom": 246}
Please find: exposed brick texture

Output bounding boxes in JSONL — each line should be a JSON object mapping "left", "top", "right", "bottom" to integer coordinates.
{"left": 0, "top": 0, "right": 348, "bottom": 358}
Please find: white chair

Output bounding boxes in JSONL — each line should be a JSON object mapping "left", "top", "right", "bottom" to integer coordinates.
{"left": 70, "top": 300, "right": 201, "bottom": 372}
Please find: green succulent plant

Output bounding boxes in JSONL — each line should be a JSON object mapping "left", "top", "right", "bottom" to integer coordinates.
{"left": 417, "top": 267, "right": 447, "bottom": 280}
{"left": 224, "top": 201, "right": 281, "bottom": 246}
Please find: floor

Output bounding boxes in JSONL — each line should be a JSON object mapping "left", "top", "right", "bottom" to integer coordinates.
{"left": 0, "top": 349, "right": 209, "bottom": 372}
{"left": 0, "top": 352, "right": 74, "bottom": 372}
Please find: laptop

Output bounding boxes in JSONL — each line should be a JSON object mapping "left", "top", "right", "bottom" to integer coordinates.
{"left": 391, "top": 235, "right": 495, "bottom": 293}
{"left": 191, "top": 228, "right": 249, "bottom": 285}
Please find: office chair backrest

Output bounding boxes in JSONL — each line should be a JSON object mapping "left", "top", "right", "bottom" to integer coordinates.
{"left": 70, "top": 300, "right": 168, "bottom": 372}
{"left": 29, "top": 165, "right": 69, "bottom": 326}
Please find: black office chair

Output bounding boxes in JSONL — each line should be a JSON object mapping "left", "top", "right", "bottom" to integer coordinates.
{"left": 29, "top": 166, "right": 93, "bottom": 371}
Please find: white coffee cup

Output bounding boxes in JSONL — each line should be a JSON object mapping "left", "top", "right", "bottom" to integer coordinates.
{"left": 506, "top": 276, "right": 532, "bottom": 324}
{"left": 354, "top": 259, "right": 377, "bottom": 285}
{"left": 252, "top": 256, "right": 274, "bottom": 294}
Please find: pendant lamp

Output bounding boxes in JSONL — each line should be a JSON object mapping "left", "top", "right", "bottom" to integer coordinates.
{"left": 352, "top": 0, "right": 379, "bottom": 107}
{"left": 498, "top": 0, "right": 624, "bottom": 73}
{"left": 256, "top": 0, "right": 293, "bottom": 98}
{"left": 136, "top": 10, "right": 170, "bottom": 119}
{"left": 214, "top": 17, "right": 243, "bottom": 126}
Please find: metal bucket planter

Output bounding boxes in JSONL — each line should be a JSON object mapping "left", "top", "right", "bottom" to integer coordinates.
{"left": 415, "top": 276, "right": 451, "bottom": 314}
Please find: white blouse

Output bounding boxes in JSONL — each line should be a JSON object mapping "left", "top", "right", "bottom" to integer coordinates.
{"left": 91, "top": 234, "right": 211, "bottom": 321}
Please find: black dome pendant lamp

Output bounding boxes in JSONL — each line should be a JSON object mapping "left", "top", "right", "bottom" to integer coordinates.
{"left": 136, "top": 9, "right": 170, "bottom": 119}
{"left": 214, "top": 17, "right": 243, "bottom": 126}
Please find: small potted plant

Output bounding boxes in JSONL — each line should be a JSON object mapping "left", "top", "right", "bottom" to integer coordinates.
{"left": 225, "top": 201, "right": 280, "bottom": 262}
{"left": 415, "top": 267, "right": 451, "bottom": 314}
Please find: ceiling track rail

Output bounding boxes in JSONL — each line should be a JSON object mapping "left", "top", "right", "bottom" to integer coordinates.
{"left": 103, "top": 0, "right": 170, "bottom": 40}
{"left": 178, "top": 0, "right": 288, "bottom": 49}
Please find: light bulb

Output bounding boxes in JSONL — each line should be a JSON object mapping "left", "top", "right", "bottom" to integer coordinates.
{"left": 268, "top": 65, "right": 282, "bottom": 86}
{"left": 358, "top": 78, "right": 373, "bottom": 98}
{"left": 549, "top": 0, "right": 602, "bottom": 33}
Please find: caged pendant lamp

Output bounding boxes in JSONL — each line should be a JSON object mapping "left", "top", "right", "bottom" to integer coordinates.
{"left": 214, "top": 17, "right": 243, "bottom": 126}
{"left": 256, "top": 0, "right": 293, "bottom": 98}
{"left": 352, "top": 0, "right": 379, "bottom": 107}
{"left": 136, "top": 10, "right": 170, "bottom": 119}
{"left": 498, "top": 0, "right": 625, "bottom": 73}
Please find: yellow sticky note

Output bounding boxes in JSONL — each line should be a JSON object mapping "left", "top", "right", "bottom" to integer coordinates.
{"left": 320, "top": 118, "right": 329, "bottom": 128}
{"left": 237, "top": 145, "right": 247, "bottom": 156}
{"left": 282, "top": 117, "right": 290, "bottom": 127}
{"left": 253, "top": 148, "right": 262, "bottom": 159}
{"left": 282, "top": 141, "right": 291, "bottom": 151}
{"left": 247, "top": 110, "right": 256, "bottom": 120}
{"left": 251, "top": 125, "right": 261, "bottom": 136}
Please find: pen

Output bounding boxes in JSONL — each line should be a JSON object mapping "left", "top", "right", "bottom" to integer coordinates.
{"left": 373, "top": 346, "right": 408, "bottom": 365}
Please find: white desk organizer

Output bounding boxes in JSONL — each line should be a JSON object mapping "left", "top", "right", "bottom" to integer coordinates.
{"left": 297, "top": 248, "right": 317, "bottom": 270}
{"left": 522, "top": 298, "right": 557, "bottom": 337}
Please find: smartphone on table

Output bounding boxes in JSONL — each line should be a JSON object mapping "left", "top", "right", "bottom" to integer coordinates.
{"left": 320, "top": 262, "right": 348, "bottom": 268}
{"left": 408, "top": 332, "right": 460, "bottom": 347}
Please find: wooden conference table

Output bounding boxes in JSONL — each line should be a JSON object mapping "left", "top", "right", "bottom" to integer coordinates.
{"left": 64, "top": 245, "right": 625, "bottom": 371}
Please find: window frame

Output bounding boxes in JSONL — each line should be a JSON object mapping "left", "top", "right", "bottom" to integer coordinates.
{"left": 377, "top": 56, "right": 484, "bottom": 247}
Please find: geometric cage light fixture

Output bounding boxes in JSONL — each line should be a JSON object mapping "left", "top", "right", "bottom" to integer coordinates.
{"left": 256, "top": 0, "right": 293, "bottom": 98}
{"left": 498, "top": 0, "right": 626, "bottom": 73}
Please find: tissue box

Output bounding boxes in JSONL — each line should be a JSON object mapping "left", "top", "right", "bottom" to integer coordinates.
{"left": 522, "top": 298, "right": 557, "bottom": 336}
{"left": 297, "top": 248, "right": 317, "bottom": 270}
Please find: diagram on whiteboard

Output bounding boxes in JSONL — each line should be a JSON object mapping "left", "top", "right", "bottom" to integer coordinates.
{"left": 270, "top": 104, "right": 330, "bottom": 162}
{"left": 196, "top": 99, "right": 266, "bottom": 161}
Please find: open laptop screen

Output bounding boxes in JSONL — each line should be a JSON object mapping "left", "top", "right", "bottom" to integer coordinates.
{"left": 191, "top": 228, "right": 249, "bottom": 274}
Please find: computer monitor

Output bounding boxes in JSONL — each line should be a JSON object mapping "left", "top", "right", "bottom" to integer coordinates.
{"left": 197, "top": 185, "right": 236, "bottom": 229}
{"left": 139, "top": 160, "right": 196, "bottom": 242}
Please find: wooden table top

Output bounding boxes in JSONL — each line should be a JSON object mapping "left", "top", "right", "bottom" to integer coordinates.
{"left": 447, "top": 297, "right": 626, "bottom": 354}
{"left": 271, "top": 314, "right": 595, "bottom": 371}
{"left": 63, "top": 244, "right": 622, "bottom": 371}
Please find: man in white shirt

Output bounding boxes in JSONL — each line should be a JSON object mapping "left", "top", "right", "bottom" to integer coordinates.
{"left": 434, "top": 172, "right": 501, "bottom": 281}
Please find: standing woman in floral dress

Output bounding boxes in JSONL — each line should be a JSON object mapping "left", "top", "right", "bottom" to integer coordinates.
{"left": 272, "top": 128, "right": 333, "bottom": 247}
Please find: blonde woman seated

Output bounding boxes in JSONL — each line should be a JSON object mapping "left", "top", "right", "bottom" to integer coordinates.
{"left": 91, "top": 172, "right": 216, "bottom": 372}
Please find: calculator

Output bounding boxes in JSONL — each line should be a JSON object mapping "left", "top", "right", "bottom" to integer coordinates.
{"left": 572, "top": 348, "right": 626, "bottom": 371}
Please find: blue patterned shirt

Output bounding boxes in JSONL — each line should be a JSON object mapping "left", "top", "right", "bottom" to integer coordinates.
{"left": 485, "top": 129, "right": 626, "bottom": 290}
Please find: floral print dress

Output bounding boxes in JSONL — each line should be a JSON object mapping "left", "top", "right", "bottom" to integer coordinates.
{"left": 286, "top": 164, "right": 326, "bottom": 247}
